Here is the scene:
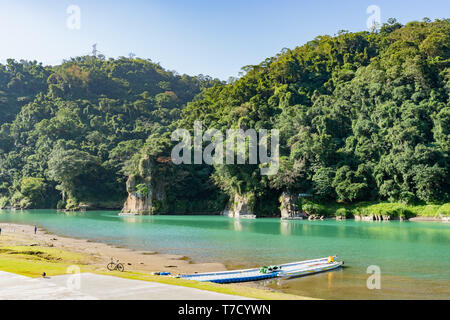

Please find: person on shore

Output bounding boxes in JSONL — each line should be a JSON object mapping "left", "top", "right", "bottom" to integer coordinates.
{"left": 0, "top": 227, "right": 2, "bottom": 235}
{"left": 34, "top": 226, "right": 37, "bottom": 234}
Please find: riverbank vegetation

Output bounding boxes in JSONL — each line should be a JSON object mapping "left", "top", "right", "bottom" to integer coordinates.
{"left": 0, "top": 58, "right": 223, "bottom": 210}
{"left": 299, "top": 200, "right": 450, "bottom": 219}
{"left": 128, "top": 18, "right": 449, "bottom": 217}
{"left": 0, "top": 18, "right": 449, "bottom": 216}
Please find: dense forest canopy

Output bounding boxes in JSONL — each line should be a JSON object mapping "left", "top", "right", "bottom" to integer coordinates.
{"left": 0, "top": 56, "right": 221, "bottom": 209}
{"left": 0, "top": 18, "right": 449, "bottom": 215}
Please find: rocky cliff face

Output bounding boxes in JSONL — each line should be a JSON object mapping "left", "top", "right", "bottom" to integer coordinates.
{"left": 224, "top": 194, "right": 254, "bottom": 218}
{"left": 354, "top": 214, "right": 401, "bottom": 221}
{"left": 279, "top": 192, "right": 302, "bottom": 219}
{"left": 121, "top": 175, "right": 153, "bottom": 215}
{"left": 121, "top": 156, "right": 165, "bottom": 215}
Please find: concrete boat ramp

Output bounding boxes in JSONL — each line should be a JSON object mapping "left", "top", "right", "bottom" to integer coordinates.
{"left": 0, "top": 271, "right": 251, "bottom": 300}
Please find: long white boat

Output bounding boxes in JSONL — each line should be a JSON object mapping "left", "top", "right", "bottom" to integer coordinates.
{"left": 277, "top": 259, "right": 343, "bottom": 278}
{"left": 176, "top": 256, "right": 343, "bottom": 284}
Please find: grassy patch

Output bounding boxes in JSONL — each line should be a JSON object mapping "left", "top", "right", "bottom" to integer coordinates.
{"left": 300, "top": 200, "right": 450, "bottom": 218}
{"left": 407, "top": 204, "right": 440, "bottom": 217}
{"left": 351, "top": 203, "right": 414, "bottom": 219}
{"left": 436, "top": 203, "right": 450, "bottom": 217}
{"left": 0, "top": 246, "right": 92, "bottom": 277}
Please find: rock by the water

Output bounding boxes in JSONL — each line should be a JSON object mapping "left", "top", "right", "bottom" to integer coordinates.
{"left": 279, "top": 192, "right": 303, "bottom": 220}
{"left": 225, "top": 194, "right": 254, "bottom": 218}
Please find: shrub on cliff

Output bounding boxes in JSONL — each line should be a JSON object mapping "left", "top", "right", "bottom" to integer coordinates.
{"left": 437, "top": 204, "right": 450, "bottom": 217}
{"left": 335, "top": 208, "right": 348, "bottom": 217}
{"left": 0, "top": 197, "right": 8, "bottom": 209}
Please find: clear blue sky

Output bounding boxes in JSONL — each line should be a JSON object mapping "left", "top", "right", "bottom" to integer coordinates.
{"left": 1, "top": 0, "right": 449, "bottom": 80}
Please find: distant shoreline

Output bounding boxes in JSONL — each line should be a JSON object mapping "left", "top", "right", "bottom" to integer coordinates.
{"left": 2, "top": 207, "right": 448, "bottom": 224}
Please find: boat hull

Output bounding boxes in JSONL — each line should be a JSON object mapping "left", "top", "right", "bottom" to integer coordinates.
{"left": 177, "top": 257, "right": 343, "bottom": 284}
{"left": 278, "top": 261, "right": 343, "bottom": 279}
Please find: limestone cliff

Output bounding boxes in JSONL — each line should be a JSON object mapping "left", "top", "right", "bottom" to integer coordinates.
{"left": 224, "top": 194, "right": 254, "bottom": 218}
{"left": 279, "top": 192, "right": 302, "bottom": 219}
{"left": 121, "top": 155, "right": 166, "bottom": 215}
{"left": 121, "top": 175, "right": 153, "bottom": 215}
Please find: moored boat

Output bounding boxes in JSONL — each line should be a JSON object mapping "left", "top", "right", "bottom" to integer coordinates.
{"left": 277, "top": 260, "right": 343, "bottom": 278}
{"left": 176, "top": 256, "right": 343, "bottom": 284}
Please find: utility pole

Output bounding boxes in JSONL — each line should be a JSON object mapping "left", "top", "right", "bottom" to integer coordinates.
{"left": 92, "top": 43, "right": 98, "bottom": 57}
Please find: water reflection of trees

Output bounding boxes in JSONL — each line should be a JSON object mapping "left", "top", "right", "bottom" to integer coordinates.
{"left": 279, "top": 220, "right": 449, "bottom": 245}
{"left": 60, "top": 211, "right": 87, "bottom": 217}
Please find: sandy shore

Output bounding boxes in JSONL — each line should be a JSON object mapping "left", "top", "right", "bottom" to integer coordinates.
{"left": 0, "top": 223, "right": 228, "bottom": 275}
{"left": 0, "top": 222, "right": 310, "bottom": 300}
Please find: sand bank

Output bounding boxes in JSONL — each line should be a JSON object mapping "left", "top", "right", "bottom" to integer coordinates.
{"left": 0, "top": 223, "right": 227, "bottom": 275}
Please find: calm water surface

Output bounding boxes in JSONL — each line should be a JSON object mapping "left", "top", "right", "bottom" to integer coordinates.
{"left": 0, "top": 209, "right": 449, "bottom": 299}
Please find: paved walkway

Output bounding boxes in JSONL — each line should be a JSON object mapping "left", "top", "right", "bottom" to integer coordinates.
{"left": 0, "top": 271, "right": 252, "bottom": 300}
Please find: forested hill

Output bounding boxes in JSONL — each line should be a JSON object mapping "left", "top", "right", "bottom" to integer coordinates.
{"left": 0, "top": 57, "right": 221, "bottom": 209}
{"left": 127, "top": 18, "right": 449, "bottom": 216}
{"left": 1, "top": 18, "right": 449, "bottom": 215}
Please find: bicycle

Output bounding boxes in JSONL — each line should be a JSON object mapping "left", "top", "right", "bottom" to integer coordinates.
{"left": 107, "top": 258, "right": 125, "bottom": 272}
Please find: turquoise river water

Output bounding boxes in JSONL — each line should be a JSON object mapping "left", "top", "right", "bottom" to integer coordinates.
{"left": 0, "top": 209, "right": 449, "bottom": 299}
